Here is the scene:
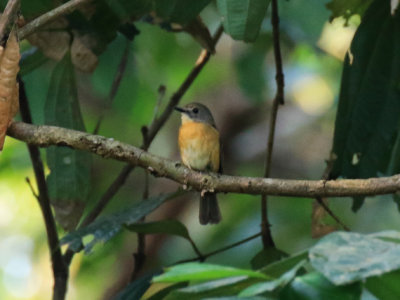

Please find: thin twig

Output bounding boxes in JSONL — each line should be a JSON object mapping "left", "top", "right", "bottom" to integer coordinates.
{"left": 93, "top": 39, "right": 130, "bottom": 135}
{"left": 25, "top": 177, "right": 38, "bottom": 198}
{"left": 315, "top": 196, "right": 350, "bottom": 231}
{"left": 0, "top": 0, "right": 20, "bottom": 41}
{"left": 18, "top": 78, "right": 69, "bottom": 300}
{"left": 175, "top": 232, "right": 262, "bottom": 264}
{"left": 19, "top": 0, "right": 91, "bottom": 40}
{"left": 313, "top": 158, "right": 350, "bottom": 232}
{"left": 260, "top": 0, "right": 285, "bottom": 248}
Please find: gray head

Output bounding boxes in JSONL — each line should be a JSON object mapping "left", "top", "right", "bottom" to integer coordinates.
{"left": 175, "top": 102, "right": 216, "bottom": 127}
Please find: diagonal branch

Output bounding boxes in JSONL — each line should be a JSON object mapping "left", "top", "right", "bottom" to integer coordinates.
{"left": 8, "top": 121, "right": 400, "bottom": 198}
{"left": 19, "top": 0, "right": 91, "bottom": 39}
{"left": 0, "top": 0, "right": 20, "bottom": 40}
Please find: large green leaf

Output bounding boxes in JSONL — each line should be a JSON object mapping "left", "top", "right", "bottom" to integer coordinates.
{"left": 250, "top": 247, "right": 288, "bottom": 270}
{"left": 326, "top": 0, "right": 373, "bottom": 21}
{"left": 330, "top": 0, "right": 400, "bottom": 210}
{"left": 153, "top": 0, "right": 212, "bottom": 25}
{"left": 280, "top": 272, "right": 362, "bottom": 300}
{"left": 114, "top": 273, "right": 156, "bottom": 300}
{"left": 60, "top": 192, "right": 180, "bottom": 253}
{"left": 239, "top": 260, "right": 306, "bottom": 297}
{"left": 153, "top": 263, "right": 270, "bottom": 283}
{"left": 309, "top": 231, "right": 400, "bottom": 285}
{"left": 45, "top": 53, "right": 91, "bottom": 231}
{"left": 365, "top": 270, "right": 400, "bottom": 300}
{"left": 330, "top": 0, "right": 400, "bottom": 185}
{"left": 216, "top": 0, "right": 271, "bottom": 42}
{"left": 260, "top": 250, "right": 308, "bottom": 278}
{"left": 165, "top": 277, "right": 257, "bottom": 300}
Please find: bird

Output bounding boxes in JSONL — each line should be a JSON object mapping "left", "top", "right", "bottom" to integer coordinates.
{"left": 175, "top": 102, "right": 222, "bottom": 225}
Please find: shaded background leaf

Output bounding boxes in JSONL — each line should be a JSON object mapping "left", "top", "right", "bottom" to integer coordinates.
{"left": 45, "top": 52, "right": 91, "bottom": 231}
{"left": 217, "top": 0, "right": 271, "bottom": 42}
{"left": 61, "top": 192, "right": 181, "bottom": 252}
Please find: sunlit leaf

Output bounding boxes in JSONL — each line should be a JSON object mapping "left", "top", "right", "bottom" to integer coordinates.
{"left": 309, "top": 231, "right": 400, "bottom": 285}
{"left": 325, "top": 0, "right": 373, "bottom": 22}
{"left": 217, "top": 0, "right": 271, "bottom": 42}
{"left": 60, "top": 191, "right": 181, "bottom": 252}
{"left": 147, "top": 283, "right": 187, "bottom": 300}
{"left": 153, "top": 263, "right": 270, "bottom": 283}
{"left": 280, "top": 272, "right": 362, "bottom": 300}
{"left": 45, "top": 52, "right": 91, "bottom": 231}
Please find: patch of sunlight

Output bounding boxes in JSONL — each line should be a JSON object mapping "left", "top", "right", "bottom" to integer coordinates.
{"left": 318, "top": 17, "right": 358, "bottom": 61}
{"left": 291, "top": 75, "right": 334, "bottom": 116}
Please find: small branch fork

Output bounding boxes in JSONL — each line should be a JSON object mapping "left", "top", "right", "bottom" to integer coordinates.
{"left": 260, "top": 0, "right": 285, "bottom": 248}
{"left": 8, "top": 121, "right": 400, "bottom": 198}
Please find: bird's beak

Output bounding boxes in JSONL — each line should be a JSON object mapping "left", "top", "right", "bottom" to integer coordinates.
{"left": 174, "top": 106, "right": 187, "bottom": 113}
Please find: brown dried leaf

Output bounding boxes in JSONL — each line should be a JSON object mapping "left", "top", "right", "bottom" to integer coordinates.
{"left": 311, "top": 198, "right": 337, "bottom": 239}
{"left": 71, "top": 35, "right": 98, "bottom": 73}
{"left": 0, "top": 32, "right": 20, "bottom": 150}
{"left": 10, "top": 82, "right": 19, "bottom": 119}
{"left": 27, "top": 18, "right": 70, "bottom": 61}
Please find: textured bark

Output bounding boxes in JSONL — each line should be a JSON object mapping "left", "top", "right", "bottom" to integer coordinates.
{"left": 8, "top": 121, "right": 400, "bottom": 198}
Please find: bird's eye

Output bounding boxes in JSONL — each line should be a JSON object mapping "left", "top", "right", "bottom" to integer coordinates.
{"left": 193, "top": 108, "right": 199, "bottom": 114}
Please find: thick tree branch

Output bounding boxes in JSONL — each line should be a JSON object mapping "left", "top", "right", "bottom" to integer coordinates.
{"left": 19, "top": 0, "right": 90, "bottom": 40}
{"left": 8, "top": 121, "right": 400, "bottom": 198}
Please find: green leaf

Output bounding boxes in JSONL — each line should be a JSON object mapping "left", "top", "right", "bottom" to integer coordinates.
{"left": 20, "top": 48, "right": 49, "bottom": 77}
{"left": 239, "top": 260, "right": 306, "bottom": 297}
{"left": 165, "top": 276, "right": 255, "bottom": 300}
{"left": 126, "top": 220, "right": 190, "bottom": 239}
{"left": 326, "top": 0, "right": 373, "bottom": 22}
{"left": 153, "top": 0, "right": 212, "bottom": 25}
{"left": 309, "top": 231, "right": 400, "bottom": 285}
{"left": 234, "top": 33, "right": 272, "bottom": 102}
{"left": 147, "top": 283, "right": 188, "bottom": 300}
{"left": 280, "top": 272, "right": 362, "bottom": 300}
{"left": 330, "top": 0, "right": 400, "bottom": 188}
{"left": 260, "top": 250, "right": 308, "bottom": 278}
{"left": 365, "top": 270, "right": 400, "bottom": 300}
{"left": 217, "top": 0, "right": 271, "bottom": 42}
{"left": 61, "top": 192, "right": 180, "bottom": 253}
{"left": 250, "top": 247, "right": 288, "bottom": 269}
{"left": 153, "top": 263, "right": 270, "bottom": 283}
{"left": 114, "top": 273, "right": 155, "bottom": 300}
{"left": 45, "top": 53, "right": 91, "bottom": 231}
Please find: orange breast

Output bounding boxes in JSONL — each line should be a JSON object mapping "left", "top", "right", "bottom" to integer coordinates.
{"left": 178, "top": 121, "right": 220, "bottom": 172}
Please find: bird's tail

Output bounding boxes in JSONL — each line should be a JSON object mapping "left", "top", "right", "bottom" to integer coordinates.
{"left": 199, "top": 192, "right": 221, "bottom": 225}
